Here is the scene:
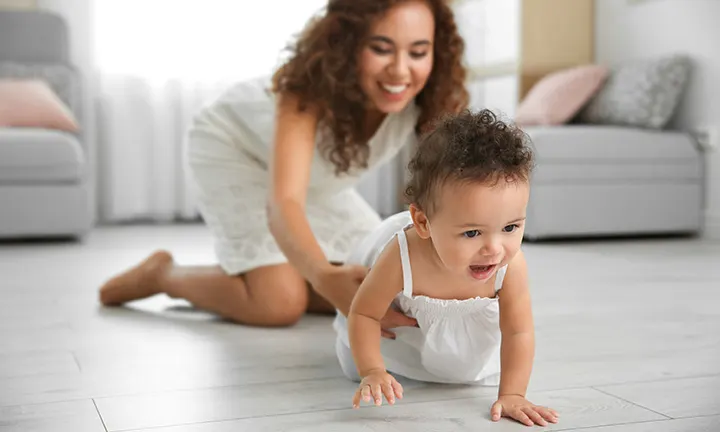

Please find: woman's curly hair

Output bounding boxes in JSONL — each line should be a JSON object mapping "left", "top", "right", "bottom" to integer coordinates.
{"left": 271, "top": 0, "right": 469, "bottom": 175}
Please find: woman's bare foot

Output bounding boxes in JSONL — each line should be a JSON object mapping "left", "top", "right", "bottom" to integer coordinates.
{"left": 99, "top": 250, "right": 174, "bottom": 306}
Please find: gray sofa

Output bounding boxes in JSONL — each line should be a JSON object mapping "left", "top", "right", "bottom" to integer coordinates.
{"left": 0, "top": 10, "right": 93, "bottom": 240}
{"left": 522, "top": 125, "right": 704, "bottom": 240}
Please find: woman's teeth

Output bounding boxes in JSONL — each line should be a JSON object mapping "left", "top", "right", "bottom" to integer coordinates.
{"left": 381, "top": 83, "right": 407, "bottom": 94}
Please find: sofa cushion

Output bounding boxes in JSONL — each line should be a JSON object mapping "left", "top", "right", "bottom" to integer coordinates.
{"left": 0, "top": 127, "right": 84, "bottom": 183}
{"left": 0, "top": 79, "right": 79, "bottom": 131}
{"left": 576, "top": 54, "right": 691, "bottom": 129}
{"left": 0, "top": 62, "right": 80, "bottom": 119}
{"left": 515, "top": 64, "right": 608, "bottom": 126}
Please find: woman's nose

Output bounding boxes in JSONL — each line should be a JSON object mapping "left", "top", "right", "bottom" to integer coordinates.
{"left": 387, "top": 53, "right": 410, "bottom": 80}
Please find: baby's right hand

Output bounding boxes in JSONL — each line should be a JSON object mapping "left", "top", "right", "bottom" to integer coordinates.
{"left": 352, "top": 369, "right": 403, "bottom": 408}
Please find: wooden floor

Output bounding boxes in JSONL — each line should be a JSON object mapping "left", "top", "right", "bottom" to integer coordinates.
{"left": 1, "top": 225, "right": 719, "bottom": 431}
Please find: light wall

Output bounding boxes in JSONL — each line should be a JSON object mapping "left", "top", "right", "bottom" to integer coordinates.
{"left": 0, "top": 0, "right": 35, "bottom": 9}
{"left": 595, "top": 0, "right": 720, "bottom": 238}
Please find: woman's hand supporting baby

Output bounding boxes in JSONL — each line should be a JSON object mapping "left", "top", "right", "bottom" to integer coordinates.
{"left": 380, "top": 308, "right": 417, "bottom": 339}
{"left": 313, "top": 263, "right": 417, "bottom": 338}
{"left": 311, "top": 264, "right": 367, "bottom": 317}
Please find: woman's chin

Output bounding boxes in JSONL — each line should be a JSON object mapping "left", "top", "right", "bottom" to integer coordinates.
{"left": 369, "top": 93, "right": 413, "bottom": 114}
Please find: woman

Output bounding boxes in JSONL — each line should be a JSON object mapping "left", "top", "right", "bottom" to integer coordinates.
{"left": 99, "top": 0, "right": 469, "bottom": 330}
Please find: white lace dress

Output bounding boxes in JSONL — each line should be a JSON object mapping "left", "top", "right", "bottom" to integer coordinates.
{"left": 185, "top": 76, "right": 420, "bottom": 275}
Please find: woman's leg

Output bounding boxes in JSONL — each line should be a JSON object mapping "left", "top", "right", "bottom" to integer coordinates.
{"left": 99, "top": 251, "right": 309, "bottom": 326}
{"left": 307, "top": 289, "right": 336, "bottom": 314}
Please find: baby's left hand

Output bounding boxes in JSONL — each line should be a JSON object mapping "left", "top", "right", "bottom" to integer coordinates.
{"left": 490, "top": 394, "right": 559, "bottom": 427}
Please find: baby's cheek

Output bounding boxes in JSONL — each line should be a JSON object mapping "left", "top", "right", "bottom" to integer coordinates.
{"left": 448, "top": 242, "right": 474, "bottom": 266}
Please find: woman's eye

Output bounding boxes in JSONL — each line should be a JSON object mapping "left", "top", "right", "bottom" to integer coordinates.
{"left": 370, "top": 45, "right": 392, "bottom": 55}
{"left": 410, "top": 51, "right": 428, "bottom": 59}
{"left": 503, "top": 224, "right": 518, "bottom": 233}
{"left": 463, "top": 230, "right": 480, "bottom": 238}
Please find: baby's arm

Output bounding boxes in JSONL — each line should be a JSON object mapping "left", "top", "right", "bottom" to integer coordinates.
{"left": 348, "top": 240, "right": 403, "bottom": 406}
{"left": 492, "top": 250, "right": 558, "bottom": 426}
{"left": 497, "top": 249, "right": 535, "bottom": 397}
{"left": 348, "top": 239, "right": 402, "bottom": 375}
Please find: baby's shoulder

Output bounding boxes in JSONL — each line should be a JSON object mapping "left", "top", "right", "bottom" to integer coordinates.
{"left": 496, "top": 249, "right": 528, "bottom": 296}
{"left": 371, "top": 233, "right": 403, "bottom": 273}
{"left": 364, "top": 235, "right": 405, "bottom": 296}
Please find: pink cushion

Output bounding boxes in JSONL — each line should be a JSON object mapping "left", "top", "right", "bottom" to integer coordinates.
{"left": 0, "top": 79, "right": 79, "bottom": 132}
{"left": 515, "top": 65, "right": 608, "bottom": 126}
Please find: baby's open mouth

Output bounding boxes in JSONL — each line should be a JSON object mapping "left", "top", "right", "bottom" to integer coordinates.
{"left": 469, "top": 264, "right": 497, "bottom": 280}
{"left": 470, "top": 264, "right": 493, "bottom": 272}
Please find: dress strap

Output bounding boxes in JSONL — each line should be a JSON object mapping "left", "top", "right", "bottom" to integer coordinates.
{"left": 494, "top": 265, "right": 508, "bottom": 292}
{"left": 396, "top": 228, "right": 414, "bottom": 298}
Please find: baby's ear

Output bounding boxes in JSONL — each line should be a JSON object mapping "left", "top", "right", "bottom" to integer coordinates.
{"left": 409, "top": 204, "right": 432, "bottom": 239}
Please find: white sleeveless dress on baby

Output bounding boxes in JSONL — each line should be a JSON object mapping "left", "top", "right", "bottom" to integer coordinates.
{"left": 184, "top": 76, "right": 420, "bottom": 275}
{"left": 333, "top": 211, "right": 506, "bottom": 385}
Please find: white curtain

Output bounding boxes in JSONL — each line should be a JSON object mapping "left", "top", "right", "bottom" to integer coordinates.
{"left": 40, "top": 0, "right": 328, "bottom": 223}
{"left": 93, "top": 0, "right": 329, "bottom": 222}
{"left": 95, "top": 77, "right": 230, "bottom": 221}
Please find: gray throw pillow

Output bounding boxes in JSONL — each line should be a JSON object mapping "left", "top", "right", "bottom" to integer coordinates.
{"left": 577, "top": 54, "right": 691, "bottom": 129}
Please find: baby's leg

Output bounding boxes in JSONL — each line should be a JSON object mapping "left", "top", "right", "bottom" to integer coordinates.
{"left": 335, "top": 337, "right": 361, "bottom": 382}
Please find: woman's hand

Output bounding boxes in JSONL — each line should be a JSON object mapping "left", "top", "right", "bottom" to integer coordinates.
{"left": 381, "top": 307, "right": 418, "bottom": 339}
{"left": 312, "top": 264, "right": 367, "bottom": 317}
{"left": 313, "top": 265, "right": 418, "bottom": 338}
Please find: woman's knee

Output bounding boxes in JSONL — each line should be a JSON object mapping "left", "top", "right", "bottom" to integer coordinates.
{"left": 242, "top": 265, "right": 309, "bottom": 327}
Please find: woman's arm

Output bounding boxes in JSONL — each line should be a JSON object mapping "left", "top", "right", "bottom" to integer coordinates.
{"left": 267, "top": 92, "right": 363, "bottom": 315}
{"left": 267, "top": 92, "right": 328, "bottom": 280}
{"left": 348, "top": 240, "right": 403, "bottom": 376}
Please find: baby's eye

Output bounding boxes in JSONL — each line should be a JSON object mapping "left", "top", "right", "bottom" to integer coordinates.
{"left": 503, "top": 224, "right": 518, "bottom": 233}
{"left": 463, "top": 230, "right": 480, "bottom": 238}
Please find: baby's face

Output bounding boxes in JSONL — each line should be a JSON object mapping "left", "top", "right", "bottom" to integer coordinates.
{"left": 415, "top": 179, "right": 529, "bottom": 283}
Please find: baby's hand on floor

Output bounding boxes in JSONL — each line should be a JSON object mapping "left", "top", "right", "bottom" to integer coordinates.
{"left": 490, "top": 394, "right": 559, "bottom": 427}
{"left": 352, "top": 370, "right": 403, "bottom": 408}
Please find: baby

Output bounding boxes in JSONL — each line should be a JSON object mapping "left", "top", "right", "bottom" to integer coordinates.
{"left": 333, "top": 109, "right": 558, "bottom": 427}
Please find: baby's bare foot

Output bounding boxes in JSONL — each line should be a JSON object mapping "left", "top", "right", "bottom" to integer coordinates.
{"left": 99, "top": 250, "right": 173, "bottom": 306}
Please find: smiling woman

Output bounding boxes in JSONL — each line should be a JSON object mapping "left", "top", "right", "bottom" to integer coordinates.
{"left": 273, "top": 0, "right": 468, "bottom": 174}
{"left": 99, "top": 0, "right": 470, "bottom": 331}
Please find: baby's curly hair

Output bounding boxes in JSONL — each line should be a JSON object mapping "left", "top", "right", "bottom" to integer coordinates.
{"left": 271, "top": 0, "right": 468, "bottom": 175}
{"left": 405, "top": 109, "right": 535, "bottom": 216}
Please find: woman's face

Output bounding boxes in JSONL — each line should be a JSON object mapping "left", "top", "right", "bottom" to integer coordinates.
{"left": 358, "top": 0, "right": 435, "bottom": 114}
